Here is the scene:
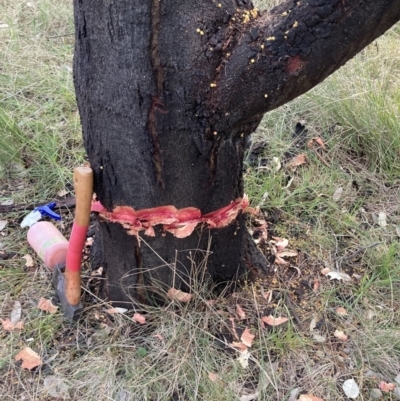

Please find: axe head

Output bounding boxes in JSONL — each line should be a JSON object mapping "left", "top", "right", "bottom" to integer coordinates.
{"left": 53, "top": 264, "right": 83, "bottom": 322}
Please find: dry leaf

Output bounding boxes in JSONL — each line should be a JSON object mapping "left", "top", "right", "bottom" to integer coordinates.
{"left": 1, "top": 318, "right": 24, "bottom": 331}
{"left": 274, "top": 255, "right": 289, "bottom": 265}
{"left": 208, "top": 372, "right": 219, "bottom": 382}
{"left": 132, "top": 313, "right": 146, "bottom": 324}
{"left": 231, "top": 341, "right": 248, "bottom": 352}
{"left": 287, "top": 153, "right": 307, "bottom": 168}
{"left": 334, "top": 330, "right": 348, "bottom": 341}
{"left": 10, "top": 301, "right": 22, "bottom": 324}
{"left": 57, "top": 188, "right": 69, "bottom": 197}
{"left": 313, "top": 136, "right": 326, "bottom": 149}
{"left": 313, "top": 279, "right": 320, "bottom": 292}
{"left": 107, "top": 307, "right": 128, "bottom": 314}
{"left": 261, "top": 315, "right": 289, "bottom": 326}
{"left": 298, "top": 395, "right": 325, "bottom": 401}
{"left": 0, "top": 220, "right": 7, "bottom": 231}
{"left": 23, "top": 254, "right": 34, "bottom": 268}
{"left": 332, "top": 187, "right": 343, "bottom": 202}
{"left": 15, "top": 347, "right": 42, "bottom": 370}
{"left": 326, "top": 271, "right": 351, "bottom": 282}
{"left": 309, "top": 316, "right": 317, "bottom": 332}
{"left": 237, "top": 349, "right": 250, "bottom": 369}
{"left": 377, "top": 212, "right": 387, "bottom": 228}
{"left": 272, "top": 237, "right": 289, "bottom": 250}
{"left": 342, "top": 378, "right": 360, "bottom": 399}
{"left": 167, "top": 288, "right": 193, "bottom": 302}
{"left": 236, "top": 304, "right": 246, "bottom": 319}
{"left": 312, "top": 332, "right": 326, "bottom": 343}
{"left": 38, "top": 298, "right": 58, "bottom": 314}
{"left": 241, "top": 327, "right": 255, "bottom": 347}
{"left": 379, "top": 381, "right": 396, "bottom": 392}
{"left": 272, "top": 157, "right": 281, "bottom": 172}
{"left": 320, "top": 267, "right": 331, "bottom": 275}
{"left": 336, "top": 307, "right": 348, "bottom": 316}
{"left": 277, "top": 250, "right": 298, "bottom": 258}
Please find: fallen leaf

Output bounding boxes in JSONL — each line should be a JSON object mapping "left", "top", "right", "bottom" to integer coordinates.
{"left": 237, "top": 349, "right": 250, "bottom": 369}
{"left": 336, "top": 307, "right": 348, "bottom": 316}
{"left": 261, "top": 315, "right": 289, "bottom": 326}
{"left": 208, "top": 372, "right": 219, "bottom": 382}
{"left": 312, "top": 332, "right": 326, "bottom": 343}
{"left": 272, "top": 157, "right": 281, "bottom": 172}
{"left": 369, "top": 388, "right": 383, "bottom": 399}
{"left": 313, "top": 136, "right": 326, "bottom": 149}
{"left": 332, "top": 187, "right": 343, "bottom": 202}
{"left": 326, "top": 271, "right": 351, "bottom": 282}
{"left": 167, "top": 288, "right": 193, "bottom": 302}
{"left": 236, "top": 304, "right": 246, "bottom": 319}
{"left": 272, "top": 237, "right": 289, "bottom": 250}
{"left": 132, "top": 313, "right": 146, "bottom": 324}
{"left": 0, "top": 220, "right": 7, "bottom": 231}
{"left": 288, "top": 388, "right": 300, "bottom": 401}
{"left": 1, "top": 318, "right": 24, "bottom": 331}
{"left": 274, "top": 255, "right": 289, "bottom": 265}
{"left": 334, "top": 330, "right": 348, "bottom": 341}
{"left": 377, "top": 212, "right": 387, "bottom": 228}
{"left": 23, "top": 254, "right": 34, "bottom": 268}
{"left": 10, "top": 301, "right": 22, "bottom": 324}
{"left": 38, "top": 298, "right": 58, "bottom": 314}
{"left": 15, "top": 347, "right": 42, "bottom": 370}
{"left": 57, "top": 188, "right": 69, "bottom": 197}
{"left": 320, "top": 267, "right": 331, "bottom": 275}
{"left": 231, "top": 341, "right": 248, "bottom": 352}
{"left": 342, "top": 378, "right": 360, "bottom": 399}
{"left": 309, "top": 316, "right": 317, "bottom": 332}
{"left": 298, "top": 395, "right": 325, "bottom": 401}
{"left": 313, "top": 279, "right": 320, "bottom": 292}
{"left": 379, "top": 381, "right": 396, "bottom": 392}
{"left": 276, "top": 250, "right": 298, "bottom": 258}
{"left": 241, "top": 327, "right": 255, "bottom": 347}
{"left": 287, "top": 153, "right": 307, "bottom": 169}
{"left": 43, "top": 375, "right": 70, "bottom": 399}
{"left": 107, "top": 307, "right": 128, "bottom": 314}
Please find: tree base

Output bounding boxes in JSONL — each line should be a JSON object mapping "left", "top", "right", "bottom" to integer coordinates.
{"left": 91, "top": 214, "right": 270, "bottom": 308}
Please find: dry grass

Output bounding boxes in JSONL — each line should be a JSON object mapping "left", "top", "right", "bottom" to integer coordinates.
{"left": 1, "top": 0, "right": 400, "bottom": 400}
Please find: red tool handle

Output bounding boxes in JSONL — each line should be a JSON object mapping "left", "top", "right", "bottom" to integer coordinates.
{"left": 65, "top": 167, "right": 93, "bottom": 306}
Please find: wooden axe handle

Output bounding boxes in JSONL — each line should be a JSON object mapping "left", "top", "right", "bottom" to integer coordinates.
{"left": 73, "top": 166, "right": 93, "bottom": 226}
{"left": 65, "top": 166, "right": 93, "bottom": 306}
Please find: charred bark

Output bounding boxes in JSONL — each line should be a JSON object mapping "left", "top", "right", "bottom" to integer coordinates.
{"left": 73, "top": 0, "right": 400, "bottom": 306}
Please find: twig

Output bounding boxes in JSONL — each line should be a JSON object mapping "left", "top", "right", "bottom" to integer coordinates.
{"left": 0, "top": 197, "right": 76, "bottom": 213}
{"left": 338, "top": 242, "right": 383, "bottom": 262}
{"left": 47, "top": 33, "right": 74, "bottom": 39}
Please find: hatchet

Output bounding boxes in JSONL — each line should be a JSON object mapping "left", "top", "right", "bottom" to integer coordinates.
{"left": 54, "top": 166, "right": 93, "bottom": 321}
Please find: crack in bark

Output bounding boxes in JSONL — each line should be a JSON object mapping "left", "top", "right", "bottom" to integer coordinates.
{"left": 148, "top": 0, "right": 165, "bottom": 188}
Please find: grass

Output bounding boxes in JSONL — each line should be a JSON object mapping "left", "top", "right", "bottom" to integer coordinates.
{"left": 1, "top": 0, "right": 400, "bottom": 400}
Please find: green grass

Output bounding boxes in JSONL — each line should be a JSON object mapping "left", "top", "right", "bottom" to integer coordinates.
{"left": 1, "top": 0, "right": 400, "bottom": 400}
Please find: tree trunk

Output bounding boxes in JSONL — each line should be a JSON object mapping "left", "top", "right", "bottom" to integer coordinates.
{"left": 73, "top": 0, "right": 400, "bottom": 306}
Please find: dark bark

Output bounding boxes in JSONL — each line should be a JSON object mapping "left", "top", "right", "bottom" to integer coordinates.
{"left": 73, "top": 0, "right": 400, "bottom": 306}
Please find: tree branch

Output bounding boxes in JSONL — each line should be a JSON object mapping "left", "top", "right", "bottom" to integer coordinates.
{"left": 210, "top": 0, "right": 400, "bottom": 132}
